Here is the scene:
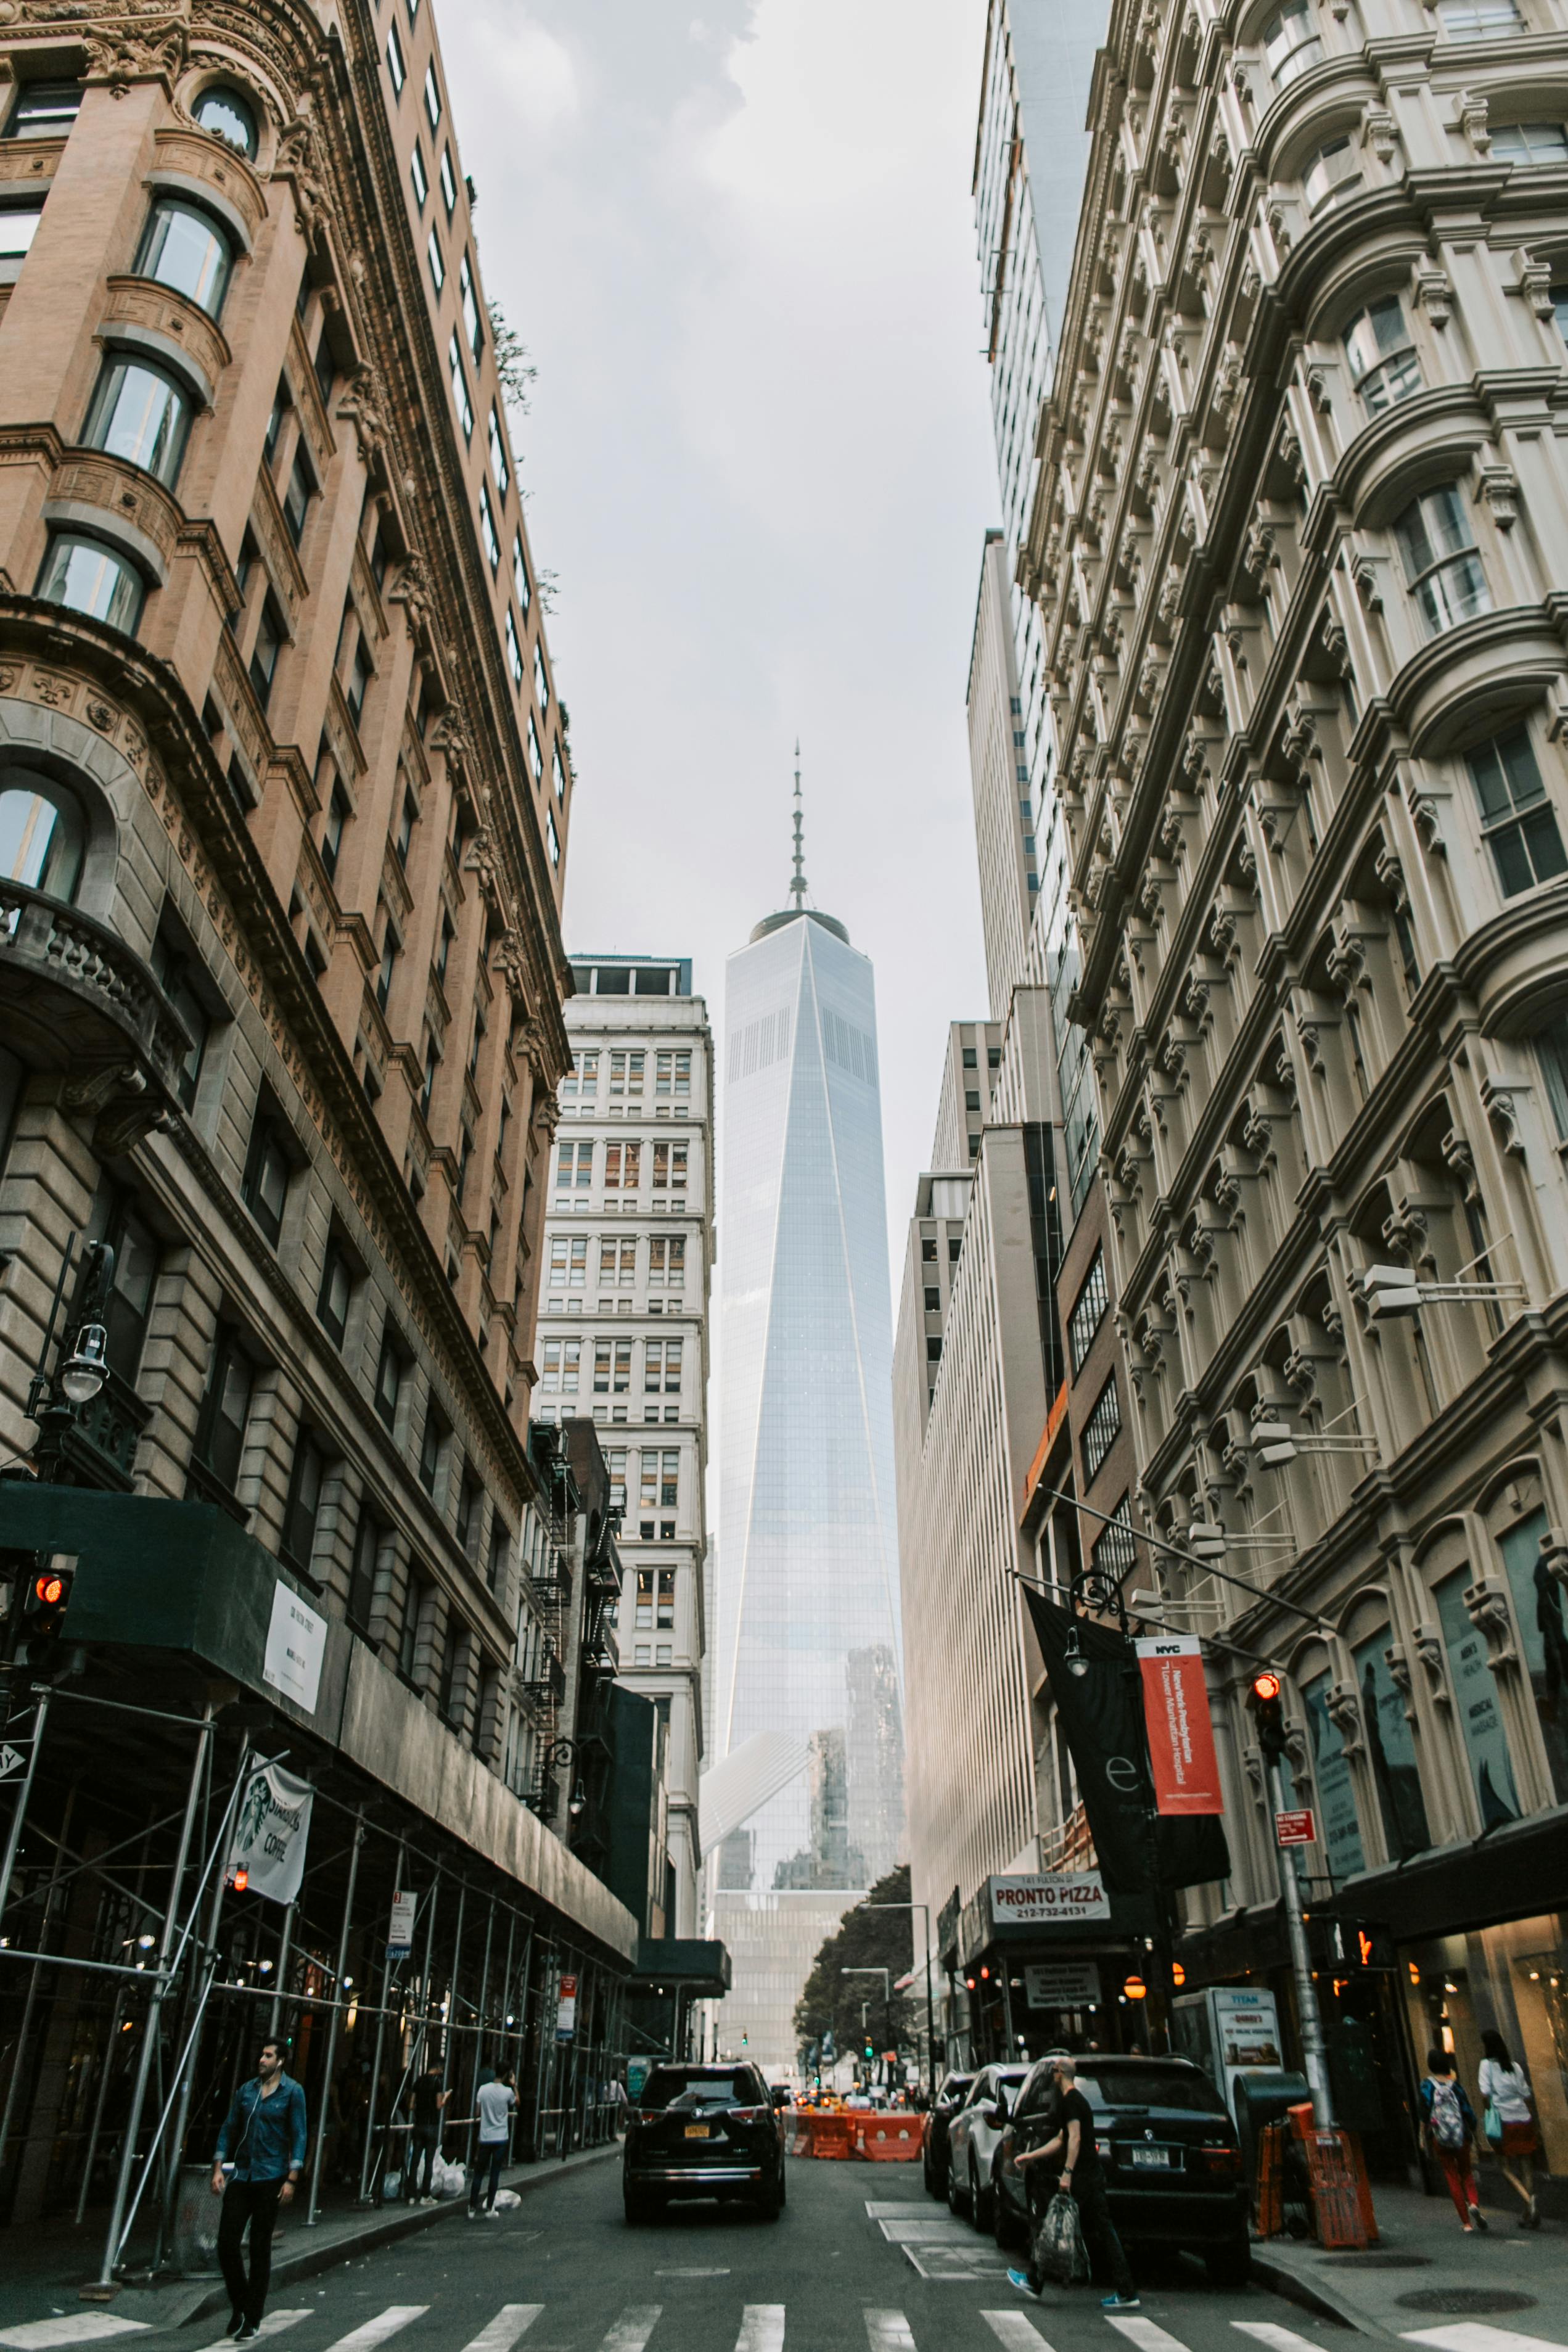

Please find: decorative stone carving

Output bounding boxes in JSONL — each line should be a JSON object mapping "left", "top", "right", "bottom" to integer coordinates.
{"left": 1515, "top": 249, "right": 1556, "bottom": 320}
{"left": 1464, "top": 1574, "right": 1517, "bottom": 1667}
{"left": 1477, "top": 465, "right": 1519, "bottom": 529}
{"left": 83, "top": 21, "right": 187, "bottom": 98}
{"left": 1410, "top": 791, "right": 1447, "bottom": 855}
{"left": 1324, "top": 1680, "right": 1365, "bottom": 1755}
{"left": 338, "top": 364, "right": 390, "bottom": 471}
{"left": 1455, "top": 89, "right": 1491, "bottom": 155}
{"left": 1363, "top": 107, "right": 1400, "bottom": 163}
{"left": 1440, "top": 1127, "right": 1482, "bottom": 1204}
{"left": 1540, "top": 1527, "right": 1568, "bottom": 1596}
{"left": 1413, "top": 1622, "right": 1448, "bottom": 1698}
{"left": 1351, "top": 551, "right": 1383, "bottom": 611}
{"left": 1382, "top": 1202, "right": 1432, "bottom": 1269}
{"left": 1415, "top": 265, "right": 1454, "bottom": 327}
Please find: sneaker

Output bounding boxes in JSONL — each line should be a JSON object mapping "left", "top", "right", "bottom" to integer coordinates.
{"left": 228, "top": 2315, "right": 245, "bottom": 2340}
{"left": 1472, "top": 2210, "right": 1489, "bottom": 2232}
{"left": 1007, "top": 2271, "right": 1039, "bottom": 2299}
{"left": 235, "top": 2328, "right": 260, "bottom": 2345}
{"left": 1102, "top": 2295, "right": 1142, "bottom": 2313}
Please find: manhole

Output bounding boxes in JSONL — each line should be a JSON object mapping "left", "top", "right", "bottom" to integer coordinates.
{"left": 1397, "top": 2290, "right": 1539, "bottom": 2315}
{"left": 1321, "top": 2255, "right": 1433, "bottom": 2269}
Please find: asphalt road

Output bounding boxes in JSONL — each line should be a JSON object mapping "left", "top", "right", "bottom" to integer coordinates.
{"left": 59, "top": 2151, "right": 1406, "bottom": 2352}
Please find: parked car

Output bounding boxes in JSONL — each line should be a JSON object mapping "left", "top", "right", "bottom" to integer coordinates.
{"left": 945, "top": 2064, "right": 1030, "bottom": 2229}
{"left": 922, "top": 2071, "right": 974, "bottom": 2197}
{"left": 991, "top": 2053, "right": 1250, "bottom": 2285}
{"left": 623, "top": 2062, "right": 787, "bottom": 2223}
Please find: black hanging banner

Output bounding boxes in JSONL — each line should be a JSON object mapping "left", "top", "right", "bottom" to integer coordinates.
{"left": 1022, "top": 1586, "right": 1230, "bottom": 1894}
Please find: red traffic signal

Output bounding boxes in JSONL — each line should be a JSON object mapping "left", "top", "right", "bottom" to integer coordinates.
{"left": 22, "top": 1560, "right": 73, "bottom": 1640}
{"left": 1247, "top": 1667, "right": 1286, "bottom": 1759}
{"left": 1251, "top": 1670, "right": 1282, "bottom": 1703}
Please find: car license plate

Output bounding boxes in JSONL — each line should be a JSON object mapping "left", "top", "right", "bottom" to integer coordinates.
{"left": 684, "top": 2123, "right": 711, "bottom": 2139}
{"left": 1130, "top": 2145, "right": 1173, "bottom": 2168}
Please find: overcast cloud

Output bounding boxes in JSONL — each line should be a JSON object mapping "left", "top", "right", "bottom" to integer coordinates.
{"left": 441, "top": 0, "right": 998, "bottom": 1277}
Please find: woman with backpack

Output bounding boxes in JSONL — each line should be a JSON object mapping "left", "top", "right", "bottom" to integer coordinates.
{"left": 1420, "top": 2047, "right": 1488, "bottom": 2232}
{"left": 1477, "top": 2028, "right": 1540, "bottom": 2228}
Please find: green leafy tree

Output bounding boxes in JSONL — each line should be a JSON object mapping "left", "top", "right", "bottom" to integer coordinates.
{"left": 792, "top": 1864, "right": 918, "bottom": 2058}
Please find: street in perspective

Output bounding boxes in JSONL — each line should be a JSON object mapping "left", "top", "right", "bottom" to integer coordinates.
{"left": 2, "top": 0, "right": 1567, "bottom": 2345}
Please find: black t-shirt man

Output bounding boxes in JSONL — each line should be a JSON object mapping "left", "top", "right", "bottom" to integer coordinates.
{"left": 1056, "top": 2085, "right": 1101, "bottom": 2181}
{"left": 411, "top": 2073, "right": 443, "bottom": 2131}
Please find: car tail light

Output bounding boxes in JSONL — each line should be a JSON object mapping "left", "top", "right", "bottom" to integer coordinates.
{"left": 729, "top": 2105, "right": 770, "bottom": 2123}
{"left": 1096, "top": 2137, "right": 1112, "bottom": 2160}
{"left": 1198, "top": 2142, "right": 1241, "bottom": 2176}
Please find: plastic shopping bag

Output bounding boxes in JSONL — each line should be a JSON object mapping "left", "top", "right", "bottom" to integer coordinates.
{"left": 1034, "top": 2189, "right": 1091, "bottom": 2287}
{"left": 431, "top": 2155, "right": 467, "bottom": 2198}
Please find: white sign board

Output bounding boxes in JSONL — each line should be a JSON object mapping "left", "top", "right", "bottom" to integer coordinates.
{"left": 1024, "top": 1961, "right": 1101, "bottom": 2009}
{"left": 229, "top": 1761, "right": 314, "bottom": 1905}
{"left": 263, "top": 1581, "right": 327, "bottom": 1713}
{"left": 1210, "top": 1985, "right": 1281, "bottom": 2070}
{"left": 556, "top": 1973, "right": 578, "bottom": 2043}
{"left": 988, "top": 1871, "right": 1111, "bottom": 1927}
{"left": 387, "top": 1889, "right": 417, "bottom": 1959}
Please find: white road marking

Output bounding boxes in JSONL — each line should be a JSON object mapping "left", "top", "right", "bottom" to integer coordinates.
{"left": 322, "top": 2311, "right": 428, "bottom": 2352}
{"left": 877, "top": 2216, "right": 972, "bottom": 2240}
{"left": 866, "top": 2201, "right": 926, "bottom": 2216}
{"left": 1236, "top": 2327, "right": 1331, "bottom": 2352}
{"left": 865, "top": 2319, "right": 917, "bottom": 2352}
{"left": 983, "top": 2314, "right": 1059, "bottom": 2348}
{"left": 655, "top": 2269, "right": 730, "bottom": 2278}
{"left": 1104, "top": 2321, "right": 1188, "bottom": 2352}
{"left": 1402, "top": 2331, "right": 1568, "bottom": 2352}
{"left": 458, "top": 2309, "right": 543, "bottom": 2352}
{"left": 599, "top": 2313, "right": 662, "bottom": 2352}
{"left": 0, "top": 2326, "right": 150, "bottom": 2350}
{"left": 190, "top": 2311, "right": 313, "bottom": 2352}
{"left": 736, "top": 2310, "right": 786, "bottom": 2352}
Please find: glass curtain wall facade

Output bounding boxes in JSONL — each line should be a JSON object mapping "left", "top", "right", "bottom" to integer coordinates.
{"left": 715, "top": 905, "right": 904, "bottom": 2064}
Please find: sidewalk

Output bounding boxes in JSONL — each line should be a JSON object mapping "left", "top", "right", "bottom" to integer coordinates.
{"left": 0, "top": 2145, "right": 618, "bottom": 2342}
{"left": 1254, "top": 2177, "right": 1566, "bottom": 2339}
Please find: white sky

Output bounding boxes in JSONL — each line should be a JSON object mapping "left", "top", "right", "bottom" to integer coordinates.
{"left": 441, "top": 0, "right": 999, "bottom": 1278}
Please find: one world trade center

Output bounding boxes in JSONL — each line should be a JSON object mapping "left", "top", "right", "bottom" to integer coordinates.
{"left": 710, "top": 772, "right": 905, "bottom": 2065}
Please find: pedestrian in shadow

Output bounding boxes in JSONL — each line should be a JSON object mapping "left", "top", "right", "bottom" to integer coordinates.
{"left": 1478, "top": 2029, "right": 1540, "bottom": 2229}
{"left": 1419, "top": 2046, "right": 1488, "bottom": 2233}
{"left": 210, "top": 2036, "right": 307, "bottom": 2341}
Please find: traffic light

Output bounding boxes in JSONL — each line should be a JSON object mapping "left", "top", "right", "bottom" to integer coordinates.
{"left": 1248, "top": 1668, "right": 1287, "bottom": 1760}
{"left": 15, "top": 1555, "right": 73, "bottom": 1665}
{"left": 864, "top": 2039, "right": 874, "bottom": 2061}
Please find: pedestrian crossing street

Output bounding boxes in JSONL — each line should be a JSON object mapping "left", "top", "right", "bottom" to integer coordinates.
{"left": 13, "top": 2306, "right": 1551, "bottom": 2352}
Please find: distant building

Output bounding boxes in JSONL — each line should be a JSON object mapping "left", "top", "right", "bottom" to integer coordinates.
{"left": 712, "top": 781, "right": 903, "bottom": 2065}
{"left": 536, "top": 954, "right": 715, "bottom": 1940}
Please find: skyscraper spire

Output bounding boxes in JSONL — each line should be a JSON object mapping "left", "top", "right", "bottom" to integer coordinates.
{"left": 789, "top": 739, "right": 807, "bottom": 910}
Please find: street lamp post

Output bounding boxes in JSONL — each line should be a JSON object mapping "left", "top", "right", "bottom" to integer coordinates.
{"left": 530, "top": 1738, "right": 588, "bottom": 1828}
{"left": 858, "top": 1901, "right": 940, "bottom": 2090}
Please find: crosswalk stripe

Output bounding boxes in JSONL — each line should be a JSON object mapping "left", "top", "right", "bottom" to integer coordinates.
{"left": 736, "top": 2312, "right": 785, "bottom": 2352}
{"left": 324, "top": 2311, "right": 428, "bottom": 2352}
{"left": 600, "top": 2314, "right": 661, "bottom": 2352}
{"left": 983, "top": 2314, "right": 1058, "bottom": 2347}
{"left": 458, "top": 2311, "right": 543, "bottom": 2352}
{"left": 866, "top": 2319, "right": 916, "bottom": 2352}
{"left": 1235, "top": 2327, "right": 1331, "bottom": 2352}
{"left": 0, "top": 2327, "right": 150, "bottom": 2350}
{"left": 1105, "top": 2321, "right": 1186, "bottom": 2352}
{"left": 1402, "top": 2330, "right": 1568, "bottom": 2352}
{"left": 191, "top": 2311, "right": 313, "bottom": 2352}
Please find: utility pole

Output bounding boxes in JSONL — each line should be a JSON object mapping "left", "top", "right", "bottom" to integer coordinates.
{"left": 1249, "top": 1671, "right": 1332, "bottom": 2127}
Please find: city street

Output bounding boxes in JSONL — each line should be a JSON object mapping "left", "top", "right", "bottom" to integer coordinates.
{"left": 18, "top": 2158, "right": 1400, "bottom": 2352}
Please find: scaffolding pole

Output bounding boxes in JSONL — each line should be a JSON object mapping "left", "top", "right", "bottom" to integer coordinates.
{"left": 306, "top": 1810, "right": 363, "bottom": 2227}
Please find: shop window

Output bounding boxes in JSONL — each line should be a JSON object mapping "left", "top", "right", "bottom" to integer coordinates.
{"left": 1301, "top": 1668, "right": 1366, "bottom": 1878}
{"left": 36, "top": 532, "right": 143, "bottom": 636}
{"left": 1497, "top": 1508, "right": 1568, "bottom": 1802}
{"left": 135, "top": 197, "right": 232, "bottom": 318}
{"left": 194, "top": 84, "right": 258, "bottom": 157}
{"left": 1352, "top": 1626, "right": 1430, "bottom": 1859}
{"left": 86, "top": 353, "right": 192, "bottom": 487}
{"left": 0, "top": 771, "right": 85, "bottom": 902}
{"left": 1435, "top": 1566, "right": 1521, "bottom": 1825}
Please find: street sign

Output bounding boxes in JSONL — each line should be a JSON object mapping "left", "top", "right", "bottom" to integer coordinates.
{"left": 1024, "top": 1960, "right": 1100, "bottom": 2009}
{"left": 387, "top": 1888, "right": 416, "bottom": 1959}
{"left": 0, "top": 1744, "right": 23, "bottom": 1780}
{"left": 1276, "top": 1807, "right": 1316, "bottom": 1846}
{"left": 556, "top": 1972, "right": 578, "bottom": 2042}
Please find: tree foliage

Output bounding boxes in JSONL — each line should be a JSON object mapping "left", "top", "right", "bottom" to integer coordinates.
{"left": 488, "top": 300, "right": 537, "bottom": 421}
{"left": 792, "top": 1864, "right": 920, "bottom": 2055}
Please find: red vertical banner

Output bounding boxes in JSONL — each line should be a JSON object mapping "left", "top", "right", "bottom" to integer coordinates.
{"left": 1136, "top": 1635, "right": 1225, "bottom": 1815}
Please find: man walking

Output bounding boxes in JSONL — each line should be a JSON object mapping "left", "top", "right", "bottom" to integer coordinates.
{"left": 1009, "top": 2054, "right": 1139, "bottom": 2312}
{"left": 468, "top": 2068, "right": 517, "bottom": 2219}
{"left": 210, "top": 2037, "right": 307, "bottom": 2342}
{"left": 406, "top": 2063, "right": 449, "bottom": 2203}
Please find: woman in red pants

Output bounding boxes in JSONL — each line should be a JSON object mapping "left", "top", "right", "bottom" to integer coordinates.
{"left": 1419, "top": 2047, "right": 1489, "bottom": 2232}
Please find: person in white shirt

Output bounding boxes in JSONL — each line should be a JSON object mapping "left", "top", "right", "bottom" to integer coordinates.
{"left": 468, "top": 2070, "right": 517, "bottom": 2218}
{"left": 1478, "top": 2029, "right": 1539, "bottom": 2228}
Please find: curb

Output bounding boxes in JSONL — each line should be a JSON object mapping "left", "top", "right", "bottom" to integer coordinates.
{"left": 1251, "top": 2248, "right": 1376, "bottom": 2335}
{"left": 174, "top": 2145, "right": 619, "bottom": 2328}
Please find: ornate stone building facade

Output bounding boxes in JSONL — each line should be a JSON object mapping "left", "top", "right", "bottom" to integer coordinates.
{"left": 0, "top": 1, "right": 632, "bottom": 2233}
{"left": 1020, "top": 0, "right": 1568, "bottom": 2175}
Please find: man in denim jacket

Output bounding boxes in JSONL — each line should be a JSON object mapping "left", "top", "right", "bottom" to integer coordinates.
{"left": 210, "top": 2038, "right": 308, "bottom": 2340}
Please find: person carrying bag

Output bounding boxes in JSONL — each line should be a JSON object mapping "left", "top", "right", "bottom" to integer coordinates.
{"left": 1419, "top": 2046, "right": 1489, "bottom": 2233}
{"left": 1478, "top": 2029, "right": 1540, "bottom": 2229}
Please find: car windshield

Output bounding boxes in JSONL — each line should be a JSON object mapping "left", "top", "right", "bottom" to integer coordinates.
{"left": 639, "top": 2067, "right": 761, "bottom": 2110}
{"left": 940, "top": 2076, "right": 974, "bottom": 2103}
{"left": 1076, "top": 2066, "right": 1228, "bottom": 2116}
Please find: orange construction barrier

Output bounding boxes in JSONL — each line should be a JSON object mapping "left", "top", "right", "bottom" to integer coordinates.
{"left": 803, "top": 2111, "right": 856, "bottom": 2160}
{"left": 1255, "top": 2120, "right": 1285, "bottom": 2239}
{"left": 1286, "top": 2102, "right": 1377, "bottom": 2247}
{"left": 853, "top": 2113, "right": 926, "bottom": 2161}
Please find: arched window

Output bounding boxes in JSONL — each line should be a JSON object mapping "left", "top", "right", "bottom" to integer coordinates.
{"left": 134, "top": 195, "right": 233, "bottom": 318}
{"left": 36, "top": 532, "right": 144, "bottom": 636}
{"left": 193, "top": 84, "right": 258, "bottom": 159}
{"left": 0, "top": 770, "right": 85, "bottom": 900}
{"left": 84, "top": 353, "right": 193, "bottom": 488}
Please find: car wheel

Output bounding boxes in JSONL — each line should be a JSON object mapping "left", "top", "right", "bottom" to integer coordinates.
{"left": 1205, "top": 2237, "right": 1252, "bottom": 2288}
{"left": 923, "top": 2153, "right": 940, "bottom": 2198}
{"left": 971, "top": 2154, "right": 993, "bottom": 2234}
{"left": 756, "top": 2169, "right": 783, "bottom": 2220}
{"left": 946, "top": 2155, "right": 967, "bottom": 2214}
{"left": 623, "top": 2189, "right": 649, "bottom": 2226}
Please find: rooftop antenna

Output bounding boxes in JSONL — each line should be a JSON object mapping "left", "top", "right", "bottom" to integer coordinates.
{"left": 790, "top": 739, "right": 807, "bottom": 911}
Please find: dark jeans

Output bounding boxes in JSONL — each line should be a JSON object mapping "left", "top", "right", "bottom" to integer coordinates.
{"left": 469, "top": 2142, "right": 506, "bottom": 2211}
{"left": 1028, "top": 2170, "right": 1134, "bottom": 2298}
{"left": 218, "top": 2177, "right": 284, "bottom": 2326}
{"left": 407, "top": 2130, "right": 439, "bottom": 2200}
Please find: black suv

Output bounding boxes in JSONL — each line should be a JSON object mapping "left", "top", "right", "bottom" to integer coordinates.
{"left": 993, "top": 2054, "right": 1249, "bottom": 2285}
{"left": 922, "top": 2071, "right": 974, "bottom": 2197}
{"left": 623, "top": 2063, "right": 787, "bottom": 2222}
